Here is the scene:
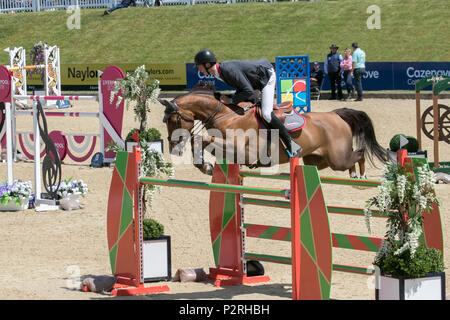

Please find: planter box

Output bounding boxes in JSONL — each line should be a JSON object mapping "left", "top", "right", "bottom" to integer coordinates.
{"left": 376, "top": 272, "right": 446, "bottom": 300}
{"left": 0, "top": 198, "right": 29, "bottom": 211}
{"left": 126, "top": 139, "right": 164, "bottom": 154}
{"left": 143, "top": 235, "right": 171, "bottom": 282}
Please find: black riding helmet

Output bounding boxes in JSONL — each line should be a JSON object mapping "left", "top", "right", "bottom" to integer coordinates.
{"left": 194, "top": 49, "right": 217, "bottom": 66}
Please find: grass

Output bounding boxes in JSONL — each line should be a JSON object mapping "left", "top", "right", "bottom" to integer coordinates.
{"left": 0, "top": 0, "right": 449, "bottom": 65}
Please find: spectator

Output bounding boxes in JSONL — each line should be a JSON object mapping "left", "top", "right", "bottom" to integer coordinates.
{"left": 340, "top": 48, "right": 354, "bottom": 100}
{"left": 310, "top": 62, "right": 324, "bottom": 91}
{"left": 324, "top": 44, "right": 343, "bottom": 100}
{"left": 351, "top": 42, "right": 366, "bottom": 101}
{"left": 103, "top": 0, "right": 136, "bottom": 15}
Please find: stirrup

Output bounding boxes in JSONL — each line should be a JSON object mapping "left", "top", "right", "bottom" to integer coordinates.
{"left": 285, "top": 149, "right": 299, "bottom": 158}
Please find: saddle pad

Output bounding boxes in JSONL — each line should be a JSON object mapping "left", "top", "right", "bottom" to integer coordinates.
{"left": 254, "top": 108, "right": 306, "bottom": 133}
{"left": 284, "top": 111, "right": 306, "bottom": 133}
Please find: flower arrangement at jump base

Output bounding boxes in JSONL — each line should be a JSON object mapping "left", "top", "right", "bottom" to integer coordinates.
{"left": 50, "top": 178, "right": 88, "bottom": 211}
{"left": 0, "top": 180, "right": 32, "bottom": 211}
{"left": 51, "top": 178, "right": 88, "bottom": 200}
{"left": 364, "top": 160, "right": 445, "bottom": 299}
{"left": 365, "top": 161, "right": 444, "bottom": 277}
{"left": 28, "top": 41, "right": 47, "bottom": 81}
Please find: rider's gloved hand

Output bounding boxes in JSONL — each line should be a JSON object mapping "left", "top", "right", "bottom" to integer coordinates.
{"left": 219, "top": 95, "right": 232, "bottom": 105}
{"left": 237, "top": 101, "right": 253, "bottom": 108}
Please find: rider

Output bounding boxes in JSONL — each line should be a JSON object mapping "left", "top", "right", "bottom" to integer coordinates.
{"left": 194, "top": 49, "right": 299, "bottom": 158}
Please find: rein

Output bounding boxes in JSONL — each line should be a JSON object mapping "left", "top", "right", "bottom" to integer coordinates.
{"left": 164, "top": 99, "right": 224, "bottom": 143}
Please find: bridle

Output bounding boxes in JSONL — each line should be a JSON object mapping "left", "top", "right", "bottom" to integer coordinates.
{"left": 163, "top": 97, "right": 224, "bottom": 153}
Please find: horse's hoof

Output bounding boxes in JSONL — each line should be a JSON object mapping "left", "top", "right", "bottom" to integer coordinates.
{"left": 360, "top": 175, "right": 367, "bottom": 179}
{"left": 205, "top": 162, "right": 214, "bottom": 176}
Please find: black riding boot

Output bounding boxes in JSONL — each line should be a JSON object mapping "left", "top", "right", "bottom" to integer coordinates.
{"left": 268, "top": 112, "right": 298, "bottom": 157}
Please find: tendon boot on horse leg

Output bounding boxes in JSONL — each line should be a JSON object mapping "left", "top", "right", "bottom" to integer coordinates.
{"left": 268, "top": 112, "right": 300, "bottom": 158}
{"left": 358, "top": 157, "right": 367, "bottom": 179}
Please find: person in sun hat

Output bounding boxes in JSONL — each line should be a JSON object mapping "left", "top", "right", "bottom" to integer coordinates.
{"left": 324, "top": 44, "right": 343, "bottom": 100}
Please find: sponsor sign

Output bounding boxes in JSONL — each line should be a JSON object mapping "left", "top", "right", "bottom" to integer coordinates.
{"left": 0, "top": 66, "right": 11, "bottom": 102}
{"left": 319, "top": 62, "right": 450, "bottom": 91}
{"left": 27, "top": 63, "right": 186, "bottom": 88}
{"left": 186, "top": 63, "right": 234, "bottom": 91}
{"left": 394, "top": 62, "right": 450, "bottom": 90}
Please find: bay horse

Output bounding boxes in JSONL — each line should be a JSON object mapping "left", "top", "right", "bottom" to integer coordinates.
{"left": 157, "top": 83, "right": 388, "bottom": 177}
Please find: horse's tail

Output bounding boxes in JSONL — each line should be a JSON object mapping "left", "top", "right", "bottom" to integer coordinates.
{"left": 333, "top": 107, "right": 389, "bottom": 166}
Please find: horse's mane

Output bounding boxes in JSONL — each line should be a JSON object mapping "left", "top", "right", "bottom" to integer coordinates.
{"left": 191, "top": 81, "right": 221, "bottom": 100}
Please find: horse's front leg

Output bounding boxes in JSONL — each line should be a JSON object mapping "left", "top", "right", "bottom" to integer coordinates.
{"left": 190, "top": 134, "right": 216, "bottom": 175}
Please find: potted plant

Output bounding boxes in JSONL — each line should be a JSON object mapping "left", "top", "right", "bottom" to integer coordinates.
{"left": 364, "top": 160, "right": 445, "bottom": 300}
{"left": 125, "top": 127, "right": 163, "bottom": 154}
{"left": 0, "top": 180, "right": 32, "bottom": 211}
{"left": 142, "top": 218, "right": 171, "bottom": 282}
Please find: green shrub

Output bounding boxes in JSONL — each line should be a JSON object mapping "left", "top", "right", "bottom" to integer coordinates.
{"left": 143, "top": 218, "right": 164, "bottom": 240}
{"left": 126, "top": 128, "right": 161, "bottom": 143}
{"left": 374, "top": 245, "right": 444, "bottom": 278}
{"left": 389, "top": 134, "right": 419, "bottom": 152}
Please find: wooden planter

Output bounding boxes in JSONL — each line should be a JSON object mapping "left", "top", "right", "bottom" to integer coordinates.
{"left": 376, "top": 272, "right": 446, "bottom": 300}
{"left": 142, "top": 235, "right": 171, "bottom": 282}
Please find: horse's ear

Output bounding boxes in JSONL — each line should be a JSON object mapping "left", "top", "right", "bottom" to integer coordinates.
{"left": 158, "top": 98, "right": 177, "bottom": 114}
{"left": 157, "top": 98, "right": 169, "bottom": 107}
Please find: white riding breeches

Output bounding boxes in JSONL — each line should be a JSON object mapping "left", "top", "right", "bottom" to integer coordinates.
{"left": 261, "top": 68, "right": 276, "bottom": 123}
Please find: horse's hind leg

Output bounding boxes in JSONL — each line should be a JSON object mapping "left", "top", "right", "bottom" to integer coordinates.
{"left": 358, "top": 157, "right": 367, "bottom": 179}
{"left": 349, "top": 165, "right": 358, "bottom": 178}
{"left": 330, "top": 148, "right": 364, "bottom": 174}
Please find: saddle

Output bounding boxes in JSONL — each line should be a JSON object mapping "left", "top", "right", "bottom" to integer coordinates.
{"left": 254, "top": 101, "right": 306, "bottom": 133}
{"left": 217, "top": 95, "right": 306, "bottom": 133}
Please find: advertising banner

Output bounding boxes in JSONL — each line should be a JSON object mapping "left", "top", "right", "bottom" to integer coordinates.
{"left": 27, "top": 63, "right": 186, "bottom": 89}
{"left": 320, "top": 62, "right": 450, "bottom": 91}
{"left": 187, "top": 62, "right": 450, "bottom": 92}
{"left": 22, "top": 61, "right": 450, "bottom": 92}
{"left": 393, "top": 62, "right": 450, "bottom": 90}
{"left": 185, "top": 63, "right": 234, "bottom": 91}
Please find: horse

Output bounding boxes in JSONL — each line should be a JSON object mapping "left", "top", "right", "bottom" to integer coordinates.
{"left": 157, "top": 83, "right": 389, "bottom": 177}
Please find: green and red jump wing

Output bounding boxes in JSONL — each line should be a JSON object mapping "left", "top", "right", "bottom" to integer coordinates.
{"left": 411, "top": 157, "right": 444, "bottom": 254}
{"left": 107, "top": 150, "right": 139, "bottom": 286}
{"left": 295, "top": 165, "right": 332, "bottom": 300}
{"left": 209, "top": 162, "right": 243, "bottom": 272}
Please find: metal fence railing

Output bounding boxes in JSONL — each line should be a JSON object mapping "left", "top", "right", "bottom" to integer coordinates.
{"left": 1, "top": 0, "right": 312, "bottom": 13}
{"left": 0, "top": 0, "right": 113, "bottom": 12}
